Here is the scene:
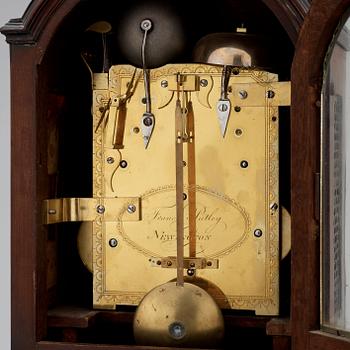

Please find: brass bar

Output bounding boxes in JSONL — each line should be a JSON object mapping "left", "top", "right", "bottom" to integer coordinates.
{"left": 187, "top": 101, "right": 197, "bottom": 257}
{"left": 43, "top": 197, "right": 141, "bottom": 224}
{"left": 168, "top": 75, "right": 199, "bottom": 92}
{"left": 175, "top": 98, "right": 184, "bottom": 286}
{"left": 104, "top": 105, "right": 118, "bottom": 148}
{"left": 229, "top": 81, "right": 291, "bottom": 106}
{"left": 113, "top": 103, "right": 127, "bottom": 149}
{"left": 149, "top": 257, "right": 219, "bottom": 270}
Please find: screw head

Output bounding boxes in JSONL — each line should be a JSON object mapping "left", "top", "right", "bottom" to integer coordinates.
{"left": 232, "top": 68, "right": 240, "bottom": 75}
{"left": 207, "top": 261, "right": 213, "bottom": 267}
{"left": 267, "top": 90, "right": 275, "bottom": 99}
{"left": 187, "top": 268, "right": 195, "bottom": 276}
{"left": 161, "top": 80, "right": 168, "bottom": 88}
{"left": 235, "top": 128, "right": 243, "bottom": 137}
{"left": 107, "top": 157, "right": 114, "bottom": 164}
{"left": 109, "top": 238, "right": 118, "bottom": 247}
{"left": 167, "top": 260, "right": 172, "bottom": 266}
{"left": 200, "top": 79, "right": 208, "bottom": 87}
{"left": 169, "top": 322, "right": 186, "bottom": 340}
{"left": 156, "top": 260, "right": 162, "bottom": 265}
{"left": 254, "top": 229, "right": 263, "bottom": 238}
{"left": 140, "top": 19, "right": 152, "bottom": 31}
{"left": 119, "top": 160, "right": 128, "bottom": 168}
{"left": 189, "top": 262, "right": 195, "bottom": 268}
{"left": 239, "top": 90, "right": 248, "bottom": 99}
{"left": 143, "top": 116, "right": 153, "bottom": 127}
{"left": 270, "top": 202, "right": 279, "bottom": 211}
{"left": 96, "top": 205, "right": 105, "bottom": 214}
{"left": 234, "top": 106, "right": 241, "bottom": 112}
{"left": 183, "top": 193, "right": 187, "bottom": 200}
{"left": 127, "top": 204, "right": 136, "bottom": 214}
{"left": 133, "top": 126, "right": 140, "bottom": 134}
{"left": 218, "top": 103, "right": 228, "bottom": 112}
{"left": 240, "top": 160, "right": 249, "bottom": 168}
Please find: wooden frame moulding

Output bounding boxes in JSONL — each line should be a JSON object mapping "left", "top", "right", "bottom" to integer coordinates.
{"left": 291, "top": 0, "right": 350, "bottom": 349}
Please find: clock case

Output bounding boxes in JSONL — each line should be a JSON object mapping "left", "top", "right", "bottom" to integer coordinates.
{"left": 3, "top": 0, "right": 343, "bottom": 349}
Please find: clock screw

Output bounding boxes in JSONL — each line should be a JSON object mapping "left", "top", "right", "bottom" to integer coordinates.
{"left": 234, "top": 106, "right": 241, "bottom": 112}
{"left": 140, "top": 19, "right": 152, "bottom": 31}
{"left": 239, "top": 90, "right": 248, "bottom": 99}
{"left": 143, "top": 116, "right": 153, "bottom": 127}
{"left": 240, "top": 160, "right": 249, "bottom": 168}
{"left": 187, "top": 268, "right": 195, "bottom": 276}
{"left": 109, "top": 238, "right": 118, "bottom": 247}
{"left": 120, "top": 160, "right": 128, "bottom": 168}
{"left": 200, "top": 79, "right": 208, "bottom": 87}
{"left": 96, "top": 205, "right": 105, "bottom": 214}
{"left": 169, "top": 322, "right": 186, "bottom": 340}
{"left": 183, "top": 193, "right": 187, "bottom": 200}
{"left": 235, "top": 128, "right": 243, "bottom": 137}
{"left": 107, "top": 157, "right": 114, "bottom": 164}
{"left": 127, "top": 204, "right": 136, "bottom": 214}
{"left": 270, "top": 202, "right": 279, "bottom": 211}
{"left": 167, "top": 260, "right": 172, "bottom": 266}
{"left": 218, "top": 103, "right": 228, "bottom": 112}
{"left": 207, "top": 261, "right": 213, "bottom": 267}
{"left": 161, "top": 80, "right": 168, "bottom": 88}
{"left": 267, "top": 90, "right": 275, "bottom": 98}
{"left": 189, "top": 262, "right": 195, "bottom": 268}
{"left": 254, "top": 229, "right": 263, "bottom": 238}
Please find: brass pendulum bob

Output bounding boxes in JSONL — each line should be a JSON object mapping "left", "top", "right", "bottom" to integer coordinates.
{"left": 133, "top": 85, "right": 224, "bottom": 348}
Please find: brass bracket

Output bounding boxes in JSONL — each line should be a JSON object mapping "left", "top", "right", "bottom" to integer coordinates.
{"left": 150, "top": 256, "right": 219, "bottom": 269}
{"left": 43, "top": 197, "right": 141, "bottom": 224}
{"left": 167, "top": 74, "right": 200, "bottom": 92}
{"left": 229, "top": 81, "right": 291, "bottom": 106}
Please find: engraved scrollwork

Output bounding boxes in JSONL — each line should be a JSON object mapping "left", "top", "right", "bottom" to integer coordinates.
{"left": 116, "top": 185, "right": 251, "bottom": 259}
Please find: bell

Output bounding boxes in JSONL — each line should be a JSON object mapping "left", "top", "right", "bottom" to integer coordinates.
{"left": 193, "top": 30, "right": 275, "bottom": 70}
{"left": 116, "top": 1, "right": 186, "bottom": 68}
{"left": 133, "top": 282, "right": 224, "bottom": 348}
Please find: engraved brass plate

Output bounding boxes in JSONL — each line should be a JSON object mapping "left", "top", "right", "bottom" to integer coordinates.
{"left": 91, "top": 64, "right": 288, "bottom": 315}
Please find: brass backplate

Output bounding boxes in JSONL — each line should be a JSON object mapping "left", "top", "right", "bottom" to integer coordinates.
{"left": 92, "top": 64, "right": 288, "bottom": 315}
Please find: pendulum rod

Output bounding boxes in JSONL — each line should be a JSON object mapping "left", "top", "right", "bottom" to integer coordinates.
{"left": 186, "top": 98, "right": 197, "bottom": 258}
{"left": 175, "top": 83, "right": 185, "bottom": 286}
